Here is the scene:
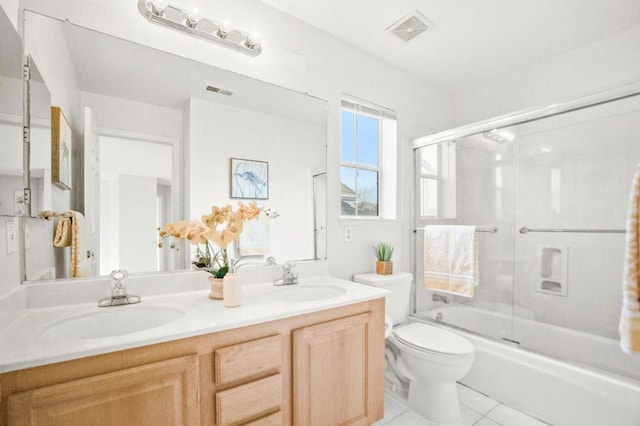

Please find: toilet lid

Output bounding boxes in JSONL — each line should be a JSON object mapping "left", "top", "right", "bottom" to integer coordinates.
{"left": 393, "top": 323, "right": 474, "bottom": 355}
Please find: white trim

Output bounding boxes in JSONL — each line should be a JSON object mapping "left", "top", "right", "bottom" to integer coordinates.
{"left": 96, "top": 127, "right": 184, "bottom": 267}
{"left": 338, "top": 217, "right": 400, "bottom": 227}
{"left": 413, "top": 80, "right": 640, "bottom": 148}
{"left": 96, "top": 127, "right": 178, "bottom": 146}
{"left": 0, "top": 113, "right": 22, "bottom": 126}
{"left": 0, "top": 113, "right": 48, "bottom": 128}
{"left": 341, "top": 93, "right": 396, "bottom": 119}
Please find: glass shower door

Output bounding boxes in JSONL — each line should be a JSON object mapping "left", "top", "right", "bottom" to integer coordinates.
{"left": 414, "top": 133, "right": 517, "bottom": 343}
{"left": 511, "top": 94, "right": 640, "bottom": 379}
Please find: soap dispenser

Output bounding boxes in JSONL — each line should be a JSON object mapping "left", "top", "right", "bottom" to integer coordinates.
{"left": 223, "top": 259, "right": 243, "bottom": 307}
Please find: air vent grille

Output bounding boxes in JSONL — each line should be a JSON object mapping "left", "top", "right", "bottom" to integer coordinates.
{"left": 206, "top": 85, "right": 234, "bottom": 96}
{"left": 387, "top": 10, "right": 434, "bottom": 42}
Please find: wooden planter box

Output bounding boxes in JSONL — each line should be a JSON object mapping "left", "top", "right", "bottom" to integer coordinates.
{"left": 375, "top": 261, "right": 393, "bottom": 275}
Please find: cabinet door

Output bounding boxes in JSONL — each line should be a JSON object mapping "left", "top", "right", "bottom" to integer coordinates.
{"left": 292, "top": 312, "right": 382, "bottom": 425}
{"left": 7, "top": 355, "right": 200, "bottom": 426}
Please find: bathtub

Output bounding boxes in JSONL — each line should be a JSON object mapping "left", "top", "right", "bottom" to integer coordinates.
{"left": 415, "top": 304, "right": 640, "bottom": 426}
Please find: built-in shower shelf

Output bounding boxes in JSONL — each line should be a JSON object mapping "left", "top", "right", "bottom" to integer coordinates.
{"left": 537, "top": 245, "right": 568, "bottom": 296}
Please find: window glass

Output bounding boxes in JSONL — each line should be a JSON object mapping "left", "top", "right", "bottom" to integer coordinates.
{"left": 341, "top": 110, "right": 355, "bottom": 163}
{"left": 417, "top": 141, "right": 456, "bottom": 219}
{"left": 420, "top": 178, "right": 438, "bottom": 217}
{"left": 341, "top": 97, "right": 395, "bottom": 218}
{"left": 340, "top": 166, "right": 357, "bottom": 215}
{"left": 356, "top": 114, "right": 379, "bottom": 168}
{"left": 357, "top": 169, "right": 379, "bottom": 216}
{"left": 420, "top": 144, "right": 438, "bottom": 175}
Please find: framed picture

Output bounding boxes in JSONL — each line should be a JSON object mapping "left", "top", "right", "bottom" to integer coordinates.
{"left": 51, "top": 106, "right": 72, "bottom": 190}
{"left": 230, "top": 158, "right": 269, "bottom": 199}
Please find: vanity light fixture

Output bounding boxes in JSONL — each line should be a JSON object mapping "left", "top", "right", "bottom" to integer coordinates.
{"left": 137, "top": 0, "right": 262, "bottom": 57}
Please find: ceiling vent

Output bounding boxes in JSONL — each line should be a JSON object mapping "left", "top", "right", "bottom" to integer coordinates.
{"left": 206, "top": 85, "right": 234, "bottom": 96}
{"left": 386, "top": 10, "right": 434, "bottom": 42}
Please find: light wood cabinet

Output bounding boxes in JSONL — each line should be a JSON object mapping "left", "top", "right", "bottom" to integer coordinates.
{"left": 7, "top": 355, "right": 200, "bottom": 426}
{"left": 293, "top": 313, "right": 383, "bottom": 425}
{"left": 0, "top": 298, "right": 384, "bottom": 426}
{"left": 214, "top": 334, "right": 282, "bottom": 387}
{"left": 216, "top": 374, "right": 282, "bottom": 425}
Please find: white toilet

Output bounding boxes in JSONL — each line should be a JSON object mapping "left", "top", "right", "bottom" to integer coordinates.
{"left": 353, "top": 272, "right": 475, "bottom": 425}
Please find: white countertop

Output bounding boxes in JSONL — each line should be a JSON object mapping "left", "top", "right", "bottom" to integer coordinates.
{"left": 0, "top": 274, "right": 388, "bottom": 373}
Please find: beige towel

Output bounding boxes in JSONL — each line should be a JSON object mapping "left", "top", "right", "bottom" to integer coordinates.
{"left": 238, "top": 218, "right": 270, "bottom": 256}
{"left": 424, "top": 225, "right": 479, "bottom": 298}
{"left": 54, "top": 211, "right": 90, "bottom": 278}
{"left": 620, "top": 167, "right": 640, "bottom": 354}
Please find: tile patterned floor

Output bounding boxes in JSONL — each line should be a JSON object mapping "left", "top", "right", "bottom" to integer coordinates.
{"left": 375, "top": 383, "right": 551, "bottom": 426}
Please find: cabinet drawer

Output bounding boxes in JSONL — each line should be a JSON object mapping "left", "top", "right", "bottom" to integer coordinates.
{"left": 216, "top": 374, "right": 282, "bottom": 426}
{"left": 214, "top": 334, "right": 281, "bottom": 385}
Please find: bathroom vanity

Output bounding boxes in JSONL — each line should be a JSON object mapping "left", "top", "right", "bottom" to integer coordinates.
{"left": 0, "top": 275, "right": 386, "bottom": 425}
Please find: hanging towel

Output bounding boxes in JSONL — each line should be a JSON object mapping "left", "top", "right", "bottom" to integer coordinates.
{"left": 238, "top": 217, "right": 270, "bottom": 256}
{"left": 423, "top": 225, "right": 479, "bottom": 298}
{"left": 53, "top": 211, "right": 90, "bottom": 278}
{"left": 620, "top": 166, "right": 640, "bottom": 354}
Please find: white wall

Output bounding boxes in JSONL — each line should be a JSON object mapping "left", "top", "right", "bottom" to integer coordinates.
{"left": 119, "top": 175, "right": 158, "bottom": 273}
{"left": 0, "top": 0, "right": 17, "bottom": 29}
{"left": 82, "top": 92, "right": 183, "bottom": 141}
{"left": 454, "top": 24, "right": 640, "bottom": 125}
{"left": 0, "top": 122, "right": 22, "bottom": 174}
{"left": 0, "top": 75, "right": 22, "bottom": 116}
{"left": 0, "top": 217, "right": 21, "bottom": 295}
{"left": 189, "top": 97, "right": 324, "bottom": 262}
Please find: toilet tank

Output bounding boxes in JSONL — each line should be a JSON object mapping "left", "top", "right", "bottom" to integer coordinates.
{"left": 353, "top": 272, "right": 413, "bottom": 325}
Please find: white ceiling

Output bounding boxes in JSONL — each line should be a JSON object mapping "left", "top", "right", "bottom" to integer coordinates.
{"left": 260, "top": 0, "right": 640, "bottom": 91}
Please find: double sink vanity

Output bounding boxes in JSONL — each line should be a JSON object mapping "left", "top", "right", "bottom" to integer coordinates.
{"left": 0, "top": 266, "right": 387, "bottom": 425}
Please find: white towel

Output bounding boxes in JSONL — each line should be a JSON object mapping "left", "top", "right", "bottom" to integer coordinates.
{"left": 53, "top": 211, "right": 90, "bottom": 278}
{"left": 238, "top": 218, "right": 270, "bottom": 256}
{"left": 620, "top": 166, "right": 640, "bottom": 354}
{"left": 423, "top": 225, "right": 479, "bottom": 298}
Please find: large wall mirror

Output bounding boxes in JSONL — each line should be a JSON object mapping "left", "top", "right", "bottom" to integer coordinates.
{"left": 0, "top": 7, "right": 50, "bottom": 219}
{"left": 0, "top": 7, "right": 24, "bottom": 217}
{"left": 22, "top": 11, "right": 327, "bottom": 282}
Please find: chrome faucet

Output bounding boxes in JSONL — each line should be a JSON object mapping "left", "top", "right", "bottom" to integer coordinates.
{"left": 230, "top": 255, "right": 277, "bottom": 273}
{"left": 432, "top": 293, "right": 450, "bottom": 304}
{"left": 273, "top": 262, "right": 299, "bottom": 286}
{"left": 98, "top": 270, "right": 141, "bottom": 307}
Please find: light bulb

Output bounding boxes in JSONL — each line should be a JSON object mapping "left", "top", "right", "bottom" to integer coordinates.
{"left": 217, "top": 21, "right": 231, "bottom": 38}
{"left": 150, "top": 0, "right": 169, "bottom": 16}
{"left": 244, "top": 31, "right": 260, "bottom": 50}
{"left": 186, "top": 7, "right": 199, "bottom": 28}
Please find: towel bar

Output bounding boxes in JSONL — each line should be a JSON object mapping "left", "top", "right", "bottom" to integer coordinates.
{"left": 413, "top": 226, "right": 498, "bottom": 233}
{"left": 519, "top": 227, "right": 626, "bottom": 234}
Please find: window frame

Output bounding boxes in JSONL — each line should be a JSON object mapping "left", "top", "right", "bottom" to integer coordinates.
{"left": 340, "top": 96, "right": 396, "bottom": 220}
{"left": 416, "top": 141, "right": 457, "bottom": 220}
{"left": 418, "top": 143, "right": 442, "bottom": 219}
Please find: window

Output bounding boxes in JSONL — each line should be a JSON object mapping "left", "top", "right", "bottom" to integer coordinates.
{"left": 417, "top": 141, "right": 456, "bottom": 219}
{"left": 340, "top": 97, "right": 396, "bottom": 218}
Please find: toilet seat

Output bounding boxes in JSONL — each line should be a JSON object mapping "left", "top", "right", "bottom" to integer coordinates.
{"left": 393, "top": 323, "right": 474, "bottom": 356}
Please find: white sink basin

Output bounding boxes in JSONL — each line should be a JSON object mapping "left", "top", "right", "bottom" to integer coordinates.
{"left": 41, "top": 305, "right": 185, "bottom": 340}
{"left": 268, "top": 285, "right": 346, "bottom": 302}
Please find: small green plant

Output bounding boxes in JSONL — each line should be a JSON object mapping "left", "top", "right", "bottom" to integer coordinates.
{"left": 373, "top": 242, "right": 394, "bottom": 262}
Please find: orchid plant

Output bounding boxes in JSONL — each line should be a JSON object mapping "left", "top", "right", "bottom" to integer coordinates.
{"left": 158, "top": 201, "right": 266, "bottom": 278}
